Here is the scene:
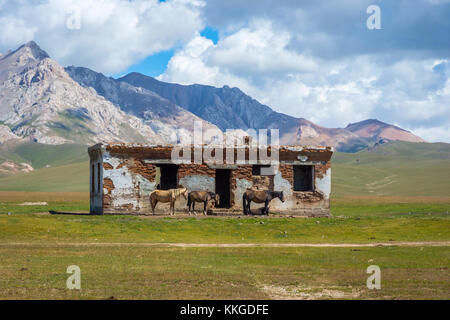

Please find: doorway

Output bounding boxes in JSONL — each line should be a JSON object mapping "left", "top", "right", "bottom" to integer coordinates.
{"left": 215, "top": 169, "right": 231, "bottom": 208}
{"left": 158, "top": 164, "right": 179, "bottom": 190}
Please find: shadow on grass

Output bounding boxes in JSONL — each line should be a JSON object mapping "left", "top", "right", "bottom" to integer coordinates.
{"left": 49, "top": 210, "right": 92, "bottom": 216}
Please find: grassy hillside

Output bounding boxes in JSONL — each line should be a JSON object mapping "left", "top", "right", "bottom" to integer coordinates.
{"left": 0, "top": 141, "right": 449, "bottom": 197}
{"left": 332, "top": 141, "right": 450, "bottom": 197}
{"left": 0, "top": 141, "right": 88, "bottom": 169}
{"left": 0, "top": 161, "right": 88, "bottom": 192}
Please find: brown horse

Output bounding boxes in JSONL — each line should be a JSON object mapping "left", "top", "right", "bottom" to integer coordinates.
{"left": 242, "top": 189, "right": 285, "bottom": 215}
{"left": 187, "top": 191, "right": 220, "bottom": 215}
{"left": 149, "top": 187, "right": 188, "bottom": 215}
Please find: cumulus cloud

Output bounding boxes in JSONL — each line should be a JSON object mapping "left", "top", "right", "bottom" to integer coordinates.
{"left": 203, "top": 0, "right": 450, "bottom": 59}
{"left": 0, "top": 0, "right": 204, "bottom": 73}
{"left": 206, "top": 20, "right": 318, "bottom": 76}
{"left": 161, "top": 17, "right": 450, "bottom": 142}
{"left": 1, "top": 0, "right": 449, "bottom": 142}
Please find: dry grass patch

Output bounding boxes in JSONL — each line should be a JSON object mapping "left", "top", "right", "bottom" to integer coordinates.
{"left": 0, "top": 191, "right": 89, "bottom": 203}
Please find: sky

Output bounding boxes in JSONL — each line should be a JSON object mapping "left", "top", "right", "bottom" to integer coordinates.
{"left": 0, "top": 0, "right": 449, "bottom": 142}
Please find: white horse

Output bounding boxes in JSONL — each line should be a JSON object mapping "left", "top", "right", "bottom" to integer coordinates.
{"left": 149, "top": 187, "right": 188, "bottom": 215}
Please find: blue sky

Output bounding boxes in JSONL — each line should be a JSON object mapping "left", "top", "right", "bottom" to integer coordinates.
{"left": 114, "top": 26, "right": 218, "bottom": 78}
{"left": 0, "top": 0, "right": 449, "bottom": 142}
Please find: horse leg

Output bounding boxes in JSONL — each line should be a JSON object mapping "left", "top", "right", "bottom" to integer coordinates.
{"left": 203, "top": 200, "right": 207, "bottom": 215}
{"left": 246, "top": 200, "right": 251, "bottom": 215}
{"left": 187, "top": 197, "right": 191, "bottom": 215}
{"left": 151, "top": 199, "right": 157, "bottom": 215}
{"left": 264, "top": 199, "right": 270, "bottom": 215}
{"left": 189, "top": 199, "right": 194, "bottom": 215}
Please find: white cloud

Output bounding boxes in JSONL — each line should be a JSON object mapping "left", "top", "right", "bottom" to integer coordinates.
{"left": 1, "top": 1, "right": 448, "bottom": 142}
{"left": 159, "top": 33, "right": 254, "bottom": 92}
{"left": 0, "top": 0, "right": 204, "bottom": 73}
{"left": 207, "top": 20, "right": 318, "bottom": 76}
{"left": 161, "top": 18, "right": 450, "bottom": 142}
{"left": 413, "top": 126, "right": 450, "bottom": 143}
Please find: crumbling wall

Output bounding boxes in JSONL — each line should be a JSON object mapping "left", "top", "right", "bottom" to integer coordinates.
{"left": 178, "top": 164, "right": 216, "bottom": 211}
{"left": 252, "top": 176, "right": 274, "bottom": 191}
{"left": 231, "top": 166, "right": 253, "bottom": 208}
{"left": 272, "top": 162, "right": 331, "bottom": 216}
{"left": 102, "top": 151, "right": 157, "bottom": 214}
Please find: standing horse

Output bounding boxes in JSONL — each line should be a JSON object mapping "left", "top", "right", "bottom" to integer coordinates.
{"left": 187, "top": 191, "right": 220, "bottom": 215}
{"left": 242, "top": 189, "right": 285, "bottom": 215}
{"left": 149, "top": 187, "right": 188, "bottom": 215}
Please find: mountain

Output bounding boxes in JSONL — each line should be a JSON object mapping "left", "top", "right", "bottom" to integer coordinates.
{"left": 0, "top": 125, "right": 21, "bottom": 144}
{"left": 0, "top": 41, "right": 164, "bottom": 145}
{"left": 65, "top": 66, "right": 220, "bottom": 143}
{"left": 119, "top": 72, "right": 276, "bottom": 130}
{"left": 346, "top": 119, "right": 426, "bottom": 143}
{"left": 118, "top": 72, "right": 370, "bottom": 151}
{"left": 0, "top": 42, "right": 427, "bottom": 154}
{"left": 0, "top": 140, "right": 88, "bottom": 177}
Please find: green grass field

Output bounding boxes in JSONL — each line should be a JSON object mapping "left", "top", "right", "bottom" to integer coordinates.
{"left": 0, "top": 141, "right": 449, "bottom": 299}
{"left": 1, "top": 246, "right": 448, "bottom": 299}
{"left": 0, "top": 194, "right": 449, "bottom": 244}
{"left": 0, "top": 192, "right": 448, "bottom": 299}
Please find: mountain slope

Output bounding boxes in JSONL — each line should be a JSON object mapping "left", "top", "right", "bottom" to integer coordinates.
{"left": 119, "top": 72, "right": 275, "bottom": 130}
{"left": 332, "top": 141, "right": 450, "bottom": 197}
{"left": 0, "top": 42, "right": 427, "bottom": 153}
{"left": 119, "top": 72, "right": 370, "bottom": 151}
{"left": 0, "top": 41, "right": 164, "bottom": 145}
{"left": 346, "top": 119, "right": 426, "bottom": 143}
{"left": 65, "top": 66, "right": 221, "bottom": 143}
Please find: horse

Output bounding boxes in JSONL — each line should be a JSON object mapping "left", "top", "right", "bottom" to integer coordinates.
{"left": 242, "top": 189, "right": 285, "bottom": 215}
{"left": 149, "top": 187, "right": 188, "bottom": 215}
{"left": 187, "top": 191, "right": 220, "bottom": 215}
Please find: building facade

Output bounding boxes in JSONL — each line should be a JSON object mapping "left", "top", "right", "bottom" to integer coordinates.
{"left": 88, "top": 143, "right": 333, "bottom": 216}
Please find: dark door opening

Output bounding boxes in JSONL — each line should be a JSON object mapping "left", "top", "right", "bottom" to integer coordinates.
{"left": 293, "top": 165, "right": 314, "bottom": 191}
{"left": 215, "top": 169, "right": 231, "bottom": 208}
{"left": 158, "top": 164, "right": 179, "bottom": 190}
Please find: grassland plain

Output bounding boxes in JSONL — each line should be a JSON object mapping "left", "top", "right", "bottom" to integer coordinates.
{"left": 0, "top": 141, "right": 448, "bottom": 299}
{"left": 0, "top": 191, "right": 449, "bottom": 244}
{"left": 0, "top": 191, "right": 448, "bottom": 299}
{"left": 0, "top": 246, "right": 448, "bottom": 299}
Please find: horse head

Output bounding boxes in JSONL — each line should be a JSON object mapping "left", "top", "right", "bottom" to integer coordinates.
{"left": 279, "top": 191, "right": 285, "bottom": 203}
{"left": 178, "top": 186, "right": 187, "bottom": 199}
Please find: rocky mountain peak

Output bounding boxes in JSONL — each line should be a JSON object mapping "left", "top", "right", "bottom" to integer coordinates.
{"left": 345, "top": 119, "right": 426, "bottom": 143}
{"left": 18, "top": 41, "right": 50, "bottom": 61}
{"left": 346, "top": 119, "right": 388, "bottom": 129}
{"left": 0, "top": 40, "right": 51, "bottom": 85}
{"left": 0, "top": 41, "right": 428, "bottom": 151}
{"left": 0, "top": 40, "right": 49, "bottom": 63}
{"left": 0, "top": 42, "right": 165, "bottom": 146}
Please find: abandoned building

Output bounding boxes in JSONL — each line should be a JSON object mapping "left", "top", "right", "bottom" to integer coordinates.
{"left": 88, "top": 143, "right": 333, "bottom": 216}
